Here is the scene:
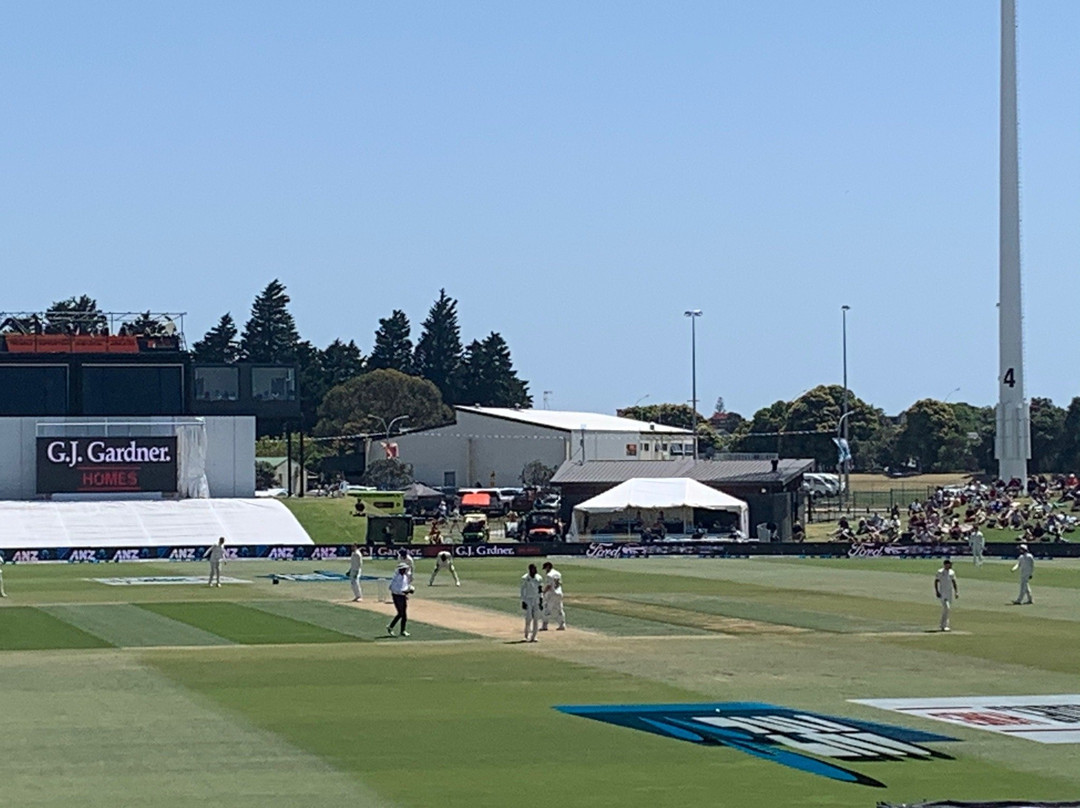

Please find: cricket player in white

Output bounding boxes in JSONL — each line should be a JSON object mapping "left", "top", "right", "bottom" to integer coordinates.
{"left": 397, "top": 548, "right": 415, "bottom": 574}
{"left": 0, "top": 556, "right": 6, "bottom": 597}
{"left": 1011, "top": 544, "right": 1035, "bottom": 604}
{"left": 968, "top": 528, "right": 985, "bottom": 566}
{"left": 934, "top": 559, "right": 958, "bottom": 631}
{"left": 520, "top": 563, "right": 543, "bottom": 642}
{"left": 205, "top": 537, "right": 226, "bottom": 587}
{"left": 540, "top": 561, "right": 565, "bottom": 631}
{"left": 348, "top": 544, "right": 364, "bottom": 601}
{"left": 429, "top": 549, "right": 460, "bottom": 586}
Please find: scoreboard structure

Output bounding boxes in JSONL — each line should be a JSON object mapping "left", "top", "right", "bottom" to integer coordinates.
{"left": 0, "top": 311, "right": 299, "bottom": 500}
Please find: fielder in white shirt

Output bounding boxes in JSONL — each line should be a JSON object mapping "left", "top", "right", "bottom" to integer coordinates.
{"left": 205, "top": 537, "right": 226, "bottom": 587}
{"left": 520, "top": 564, "right": 544, "bottom": 642}
{"left": 967, "top": 528, "right": 985, "bottom": 566}
{"left": 397, "top": 548, "right": 415, "bottom": 574}
{"left": 934, "top": 559, "right": 959, "bottom": 631}
{"left": 1011, "top": 544, "right": 1035, "bottom": 605}
{"left": 540, "top": 562, "right": 565, "bottom": 631}
{"left": 348, "top": 544, "right": 364, "bottom": 601}
{"left": 429, "top": 549, "right": 460, "bottom": 586}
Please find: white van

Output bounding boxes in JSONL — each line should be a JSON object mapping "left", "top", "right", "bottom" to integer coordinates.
{"left": 803, "top": 473, "right": 842, "bottom": 498}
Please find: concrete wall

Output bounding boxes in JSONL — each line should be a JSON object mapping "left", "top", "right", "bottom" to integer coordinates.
{"left": 0, "top": 416, "right": 255, "bottom": 499}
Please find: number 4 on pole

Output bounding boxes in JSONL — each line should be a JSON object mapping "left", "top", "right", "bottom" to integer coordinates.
{"left": 1003, "top": 368, "right": 1016, "bottom": 388}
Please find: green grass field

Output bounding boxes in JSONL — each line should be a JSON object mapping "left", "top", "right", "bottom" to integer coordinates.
{"left": 2, "top": 554, "right": 1078, "bottom": 807}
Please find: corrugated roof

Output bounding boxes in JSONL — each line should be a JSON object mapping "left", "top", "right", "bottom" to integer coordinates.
{"left": 454, "top": 406, "right": 691, "bottom": 434}
{"left": 550, "top": 458, "right": 814, "bottom": 486}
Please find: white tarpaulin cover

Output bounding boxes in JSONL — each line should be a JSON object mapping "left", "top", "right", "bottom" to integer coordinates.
{"left": 0, "top": 498, "right": 313, "bottom": 548}
{"left": 572, "top": 477, "right": 750, "bottom": 538}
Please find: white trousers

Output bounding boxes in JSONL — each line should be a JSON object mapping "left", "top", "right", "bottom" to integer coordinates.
{"left": 971, "top": 544, "right": 984, "bottom": 566}
{"left": 939, "top": 597, "right": 952, "bottom": 630}
{"left": 542, "top": 593, "right": 565, "bottom": 628}
{"left": 350, "top": 573, "right": 363, "bottom": 600}
{"left": 0, "top": 567, "right": 5, "bottom": 597}
{"left": 208, "top": 561, "right": 222, "bottom": 586}
{"left": 430, "top": 564, "right": 459, "bottom": 585}
{"left": 1017, "top": 575, "right": 1032, "bottom": 603}
{"left": 523, "top": 600, "right": 542, "bottom": 640}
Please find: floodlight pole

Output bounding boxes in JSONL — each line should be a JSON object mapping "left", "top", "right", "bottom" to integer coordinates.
{"left": 996, "top": 0, "right": 1030, "bottom": 490}
{"left": 684, "top": 309, "right": 702, "bottom": 461}
{"left": 841, "top": 305, "right": 851, "bottom": 510}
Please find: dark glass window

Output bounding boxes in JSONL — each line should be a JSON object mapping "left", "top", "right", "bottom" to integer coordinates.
{"left": 252, "top": 367, "right": 296, "bottom": 402}
{"left": 0, "top": 365, "right": 67, "bottom": 415}
{"left": 194, "top": 366, "right": 239, "bottom": 401}
{"left": 82, "top": 365, "right": 183, "bottom": 414}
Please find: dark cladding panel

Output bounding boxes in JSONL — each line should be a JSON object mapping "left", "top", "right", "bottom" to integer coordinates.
{"left": 82, "top": 365, "right": 184, "bottom": 415}
{"left": 0, "top": 365, "right": 68, "bottom": 415}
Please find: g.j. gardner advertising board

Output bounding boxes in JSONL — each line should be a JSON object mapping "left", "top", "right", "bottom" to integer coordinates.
{"left": 36, "top": 437, "right": 178, "bottom": 494}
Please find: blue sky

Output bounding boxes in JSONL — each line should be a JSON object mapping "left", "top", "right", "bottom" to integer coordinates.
{"left": 3, "top": 1, "right": 1078, "bottom": 418}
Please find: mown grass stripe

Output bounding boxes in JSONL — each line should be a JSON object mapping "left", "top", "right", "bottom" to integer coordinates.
{"left": 246, "top": 599, "right": 476, "bottom": 641}
{"left": 40, "top": 604, "right": 234, "bottom": 648}
{"left": 136, "top": 602, "right": 357, "bottom": 645}
{"left": 0, "top": 606, "right": 113, "bottom": 650}
{"left": 460, "top": 595, "right": 709, "bottom": 636}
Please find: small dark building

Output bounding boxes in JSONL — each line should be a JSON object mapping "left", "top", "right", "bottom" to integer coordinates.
{"left": 550, "top": 456, "right": 812, "bottom": 541}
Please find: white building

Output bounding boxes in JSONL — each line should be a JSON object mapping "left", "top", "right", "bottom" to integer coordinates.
{"left": 378, "top": 406, "right": 693, "bottom": 490}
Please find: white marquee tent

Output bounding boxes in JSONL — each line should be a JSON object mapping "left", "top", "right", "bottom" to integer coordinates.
{"left": 570, "top": 477, "right": 750, "bottom": 539}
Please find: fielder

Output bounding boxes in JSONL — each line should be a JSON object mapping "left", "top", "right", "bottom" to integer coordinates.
{"left": 348, "top": 544, "right": 364, "bottom": 601}
{"left": 205, "top": 536, "right": 226, "bottom": 587}
{"left": 934, "top": 558, "right": 958, "bottom": 631}
{"left": 1011, "top": 544, "right": 1035, "bottom": 605}
{"left": 968, "top": 527, "right": 985, "bottom": 566}
{"left": 429, "top": 549, "right": 460, "bottom": 586}
{"left": 540, "top": 561, "right": 565, "bottom": 631}
{"left": 0, "top": 556, "right": 6, "bottom": 598}
{"left": 397, "top": 547, "right": 415, "bottom": 574}
{"left": 520, "top": 563, "right": 544, "bottom": 642}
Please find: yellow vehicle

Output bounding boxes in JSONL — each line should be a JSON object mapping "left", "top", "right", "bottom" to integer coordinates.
{"left": 347, "top": 489, "right": 405, "bottom": 516}
{"left": 347, "top": 490, "right": 408, "bottom": 544}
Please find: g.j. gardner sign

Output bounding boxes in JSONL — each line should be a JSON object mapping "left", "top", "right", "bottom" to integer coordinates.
{"left": 36, "top": 437, "right": 178, "bottom": 494}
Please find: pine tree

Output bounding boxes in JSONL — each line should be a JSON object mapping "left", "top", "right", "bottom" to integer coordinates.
{"left": 414, "top": 289, "right": 463, "bottom": 403}
{"left": 192, "top": 313, "right": 240, "bottom": 363}
{"left": 239, "top": 280, "right": 300, "bottom": 363}
{"left": 45, "top": 295, "right": 107, "bottom": 335}
{"left": 367, "top": 310, "right": 414, "bottom": 374}
{"left": 320, "top": 339, "right": 365, "bottom": 388}
{"left": 459, "top": 332, "right": 531, "bottom": 407}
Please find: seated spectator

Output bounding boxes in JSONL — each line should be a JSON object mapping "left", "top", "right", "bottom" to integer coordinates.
{"left": 791, "top": 520, "right": 806, "bottom": 542}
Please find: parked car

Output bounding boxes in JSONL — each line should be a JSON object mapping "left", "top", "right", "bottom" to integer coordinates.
{"left": 802, "top": 473, "right": 842, "bottom": 498}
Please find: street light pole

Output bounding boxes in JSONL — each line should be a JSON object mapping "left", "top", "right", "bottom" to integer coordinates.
{"left": 684, "top": 310, "right": 702, "bottom": 461}
{"left": 841, "top": 305, "right": 851, "bottom": 509}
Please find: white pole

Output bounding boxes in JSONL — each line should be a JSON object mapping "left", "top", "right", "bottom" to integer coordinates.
{"left": 996, "top": 0, "right": 1030, "bottom": 489}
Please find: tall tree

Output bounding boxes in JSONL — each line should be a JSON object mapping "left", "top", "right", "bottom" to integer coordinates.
{"left": 45, "top": 295, "right": 107, "bottom": 335}
{"left": 314, "top": 369, "right": 452, "bottom": 438}
{"left": 949, "top": 402, "right": 995, "bottom": 472}
{"left": 459, "top": 332, "right": 531, "bottom": 408}
{"left": 1029, "top": 397, "right": 1066, "bottom": 473}
{"left": 414, "top": 289, "right": 464, "bottom": 403}
{"left": 367, "top": 310, "right": 414, "bottom": 374}
{"left": 239, "top": 279, "right": 300, "bottom": 363}
{"left": 894, "top": 399, "right": 965, "bottom": 472}
{"left": 192, "top": 313, "right": 240, "bottom": 363}
{"left": 1058, "top": 397, "right": 1080, "bottom": 472}
{"left": 320, "top": 339, "right": 365, "bottom": 388}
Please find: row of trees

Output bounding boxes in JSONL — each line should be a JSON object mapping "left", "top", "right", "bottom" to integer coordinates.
{"left": 192, "top": 281, "right": 531, "bottom": 432}
{"left": 622, "top": 387, "right": 1080, "bottom": 474}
